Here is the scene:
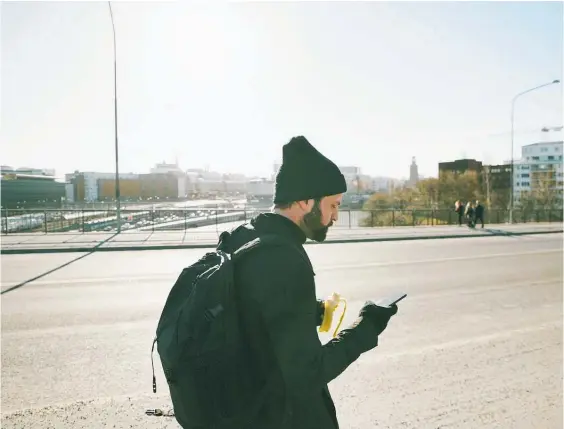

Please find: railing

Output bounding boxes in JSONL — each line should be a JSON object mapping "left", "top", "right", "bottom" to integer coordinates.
{"left": 1, "top": 208, "right": 562, "bottom": 234}
{"left": 345, "top": 208, "right": 563, "bottom": 228}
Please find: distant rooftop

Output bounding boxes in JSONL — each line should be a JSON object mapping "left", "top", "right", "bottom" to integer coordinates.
{"left": 522, "top": 140, "right": 563, "bottom": 147}
{"left": 1, "top": 173, "right": 57, "bottom": 181}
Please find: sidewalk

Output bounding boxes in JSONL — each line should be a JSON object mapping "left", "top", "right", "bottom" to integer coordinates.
{"left": 1, "top": 222, "right": 561, "bottom": 254}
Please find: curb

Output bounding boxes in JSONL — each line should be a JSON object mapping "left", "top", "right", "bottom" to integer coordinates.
{"left": 1, "top": 229, "right": 561, "bottom": 255}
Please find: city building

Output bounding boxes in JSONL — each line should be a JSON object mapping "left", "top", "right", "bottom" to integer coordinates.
{"left": 482, "top": 164, "right": 511, "bottom": 208}
{"left": 66, "top": 172, "right": 138, "bottom": 203}
{"left": 407, "top": 157, "right": 419, "bottom": 188}
{"left": 248, "top": 178, "right": 274, "bottom": 198}
{"left": 140, "top": 173, "right": 184, "bottom": 200}
{"left": 370, "top": 177, "right": 393, "bottom": 193}
{"left": 222, "top": 173, "right": 248, "bottom": 195}
{"left": 98, "top": 177, "right": 143, "bottom": 201}
{"left": 2, "top": 166, "right": 56, "bottom": 176}
{"left": 66, "top": 164, "right": 252, "bottom": 203}
{"left": 66, "top": 161, "right": 199, "bottom": 203}
{"left": 65, "top": 183, "right": 74, "bottom": 203}
{"left": 335, "top": 166, "right": 373, "bottom": 193}
{"left": 512, "top": 141, "right": 563, "bottom": 204}
{"left": 151, "top": 162, "right": 183, "bottom": 175}
{"left": 185, "top": 169, "right": 248, "bottom": 197}
{"left": 147, "top": 162, "right": 188, "bottom": 199}
{"left": 438, "top": 159, "right": 483, "bottom": 177}
{"left": 247, "top": 178, "right": 274, "bottom": 206}
{"left": 338, "top": 166, "right": 361, "bottom": 192}
{"left": 1, "top": 169, "right": 65, "bottom": 209}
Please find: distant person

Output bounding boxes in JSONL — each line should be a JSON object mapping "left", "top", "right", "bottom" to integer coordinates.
{"left": 454, "top": 200, "right": 464, "bottom": 226}
{"left": 475, "top": 200, "right": 485, "bottom": 228}
{"left": 465, "top": 201, "right": 475, "bottom": 228}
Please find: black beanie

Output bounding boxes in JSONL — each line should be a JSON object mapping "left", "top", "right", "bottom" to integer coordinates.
{"left": 273, "top": 136, "right": 347, "bottom": 204}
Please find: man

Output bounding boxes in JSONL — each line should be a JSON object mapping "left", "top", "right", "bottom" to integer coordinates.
{"left": 455, "top": 200, "right": 464, "bottom": 226}
{"left": 219, "top": 136, "right": 398, "bottom": 429}
{"left": 474, "top": 200, "right": 485, "bottom": 228}
{"left": 464, "top": 201, "right": 475, "bottom": 228}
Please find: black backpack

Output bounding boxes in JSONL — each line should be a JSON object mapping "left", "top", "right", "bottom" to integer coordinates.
{"left": 150, "top": 231, "right": 295, "bottom": 429}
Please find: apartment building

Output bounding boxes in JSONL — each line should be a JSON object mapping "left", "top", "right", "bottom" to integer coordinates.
{"left": 513, "top": 141, "right": 563, "bottom": 203}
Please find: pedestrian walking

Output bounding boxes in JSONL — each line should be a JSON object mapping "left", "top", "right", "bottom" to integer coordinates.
{"left": 475, "top": 200, "right": 485, "bottom": 228}
{"left": 455, "top": 200, "right": 464, "bottom": 226}
{"left": 152, "top": 136, "right": 400, "bottom": 429}
{"left": 465, "top": 201, "right": 475, "bottom": 228}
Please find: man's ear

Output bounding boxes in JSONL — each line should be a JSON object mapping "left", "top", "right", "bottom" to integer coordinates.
{"left": 296, "top": 199, "right": 314, "bottom": 212}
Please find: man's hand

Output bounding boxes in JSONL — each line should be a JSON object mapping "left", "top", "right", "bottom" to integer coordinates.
{"left": 358, "top": 301, "right": 398, "bottom": 336}
{"left": 345, "top": 301, "right": 399, "bottom": 354}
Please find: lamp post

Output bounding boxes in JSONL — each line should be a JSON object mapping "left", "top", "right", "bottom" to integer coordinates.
{"left": 509, "top": 79, "right": 560, "bottom": 223}
{"left": 108, "top": 1, "right": 121, "bottom": 233}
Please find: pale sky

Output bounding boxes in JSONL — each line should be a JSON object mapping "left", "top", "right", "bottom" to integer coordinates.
{"left": 1, "top": 1, "right": 562, "bottom": 179}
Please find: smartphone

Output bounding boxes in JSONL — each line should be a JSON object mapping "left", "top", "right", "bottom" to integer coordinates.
{"left": 375, "top": 293, "right": 407, "bottom": 308}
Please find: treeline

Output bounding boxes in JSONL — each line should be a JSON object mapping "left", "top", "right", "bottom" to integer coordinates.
{"left": 360, "top": 171, "right": 562, "bottom": 227}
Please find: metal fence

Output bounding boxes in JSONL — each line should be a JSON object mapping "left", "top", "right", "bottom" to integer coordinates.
{"left": 1, "top": 207, "right": 562, "bottom": 234}
{"left": 344, "top": 208, "right": 564, "bottom": 228}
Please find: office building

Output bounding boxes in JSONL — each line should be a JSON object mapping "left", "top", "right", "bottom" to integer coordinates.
{"left": 1, "top": 168, "right": 65, "bottom": 209}
{"left": 438, "top": 159, "right": 483, "bottom": 177}
{"left": 513, "top": 141, "right": 563, "bottom": 204}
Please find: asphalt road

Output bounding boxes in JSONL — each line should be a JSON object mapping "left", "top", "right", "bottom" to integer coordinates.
{"left": 1, "top": 234, "right": 562, "bottom": 428}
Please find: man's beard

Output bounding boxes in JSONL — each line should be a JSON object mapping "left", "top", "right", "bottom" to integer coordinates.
{"left": 301, "top": 201, "right": 333, "bottom": 242}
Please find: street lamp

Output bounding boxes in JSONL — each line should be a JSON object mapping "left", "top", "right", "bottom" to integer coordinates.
{"left": 509, "top": 79, "right": 560, "bottom": 223}
{"left": 108, "top": 1, "right": 121, "bottom": 233}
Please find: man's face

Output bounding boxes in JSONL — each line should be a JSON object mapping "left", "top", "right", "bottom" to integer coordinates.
{"left": 298, "top": 194, "right": 343, "bottom": 242}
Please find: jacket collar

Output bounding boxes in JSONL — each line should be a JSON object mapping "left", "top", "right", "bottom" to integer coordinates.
{"left": 251, "top": 212, "right": 307, "bottom": 246}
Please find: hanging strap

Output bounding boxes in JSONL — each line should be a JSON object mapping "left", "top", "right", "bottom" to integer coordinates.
{"left": 150, "top": 336, "right": 157, "bottom": 394}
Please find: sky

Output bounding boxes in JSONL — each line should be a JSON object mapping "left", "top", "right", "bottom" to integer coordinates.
{"left": 1, "top": 1, "right": 562, "bottom": 180}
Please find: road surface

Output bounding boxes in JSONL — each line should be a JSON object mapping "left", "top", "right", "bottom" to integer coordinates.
{"left": 1, "top": 234, "right": 562, "bottom": 428}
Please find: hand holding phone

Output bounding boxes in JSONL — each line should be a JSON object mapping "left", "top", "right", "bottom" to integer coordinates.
{"left": 375, "top": 293, "right": 407, "bottom": 308}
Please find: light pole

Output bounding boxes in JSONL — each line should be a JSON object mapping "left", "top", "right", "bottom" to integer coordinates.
{"left": 108, "top": 2, "right": 121, "bottom": 233}
{"left": 509, "top": 79, "right": 560, "bottom": 223}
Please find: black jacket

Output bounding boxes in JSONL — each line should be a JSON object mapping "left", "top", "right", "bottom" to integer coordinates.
{"left": 475, "top": 204, "right": 484, "bottom": 217}
{"left": 220, "top": 213, "right": 377, "bottom": 429}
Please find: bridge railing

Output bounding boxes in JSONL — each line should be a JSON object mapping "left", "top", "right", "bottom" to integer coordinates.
{"left": 1, "top": 208, "right": 562, "bottom": 234}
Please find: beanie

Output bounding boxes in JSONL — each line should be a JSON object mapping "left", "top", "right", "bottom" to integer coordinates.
{"left": 273, "top": 136, "right": 347, "bottom": 204}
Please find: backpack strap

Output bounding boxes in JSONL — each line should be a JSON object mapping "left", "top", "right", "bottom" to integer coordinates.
{"left": 232, "top": 233, "right": 310, "bottom": 268}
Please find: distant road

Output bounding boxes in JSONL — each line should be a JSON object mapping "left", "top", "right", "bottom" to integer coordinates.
{"left": 2, "top": 234, "right": 562, "bottom": 428}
